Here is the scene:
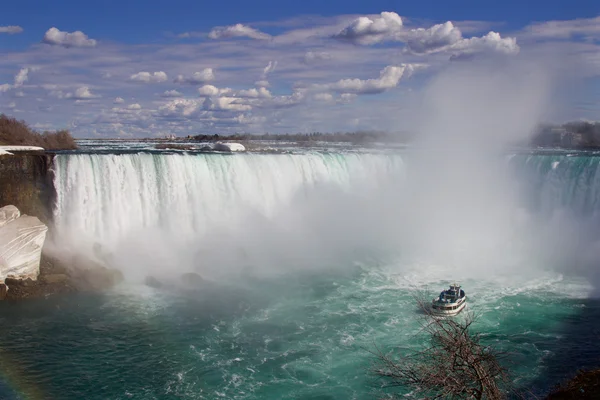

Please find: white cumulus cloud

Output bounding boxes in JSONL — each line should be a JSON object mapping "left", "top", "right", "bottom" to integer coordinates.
{"left": 129, "top": 71, "right": 168, "bottom": 83}
{"left": 303, "top": 51, "right": 332, "bottom": 64}
{"left": 127, "top": 103, "right": 142, "bottom": 110}
{"left": 233, "top": 114, "right": 267, "bottom": 125}
{"left": 254, "top": 80, "right": 270, "bottom": 88}
{"left": 334, "top": 11, "right": 403, "bottom": 45}
{"left": 523, "top": 16, "right": 600, "bottom": 40}
{"left": 313, "top": 64, "right": 413, "bottom": 95}
{"left": 66, "top": 86, "right": 100, "bottom": 100}
{"left": 403, "top": 21, "right": 463, "bottom": 54}
{"left": 208, "top": 24, "right": 271, "bottom": 40}
{"left": 313, "top": 93, "right": 334, "bottom": 102}
{"left": 114, "top": 97, "right": 125, "bottom": 104}
{"left": 236, "top": 87, "right": 272, "bottom": 98}
{"left": 339, "top": 93, "right": 358, "bottom": 103}
{"left": 334, "top": 13, "right": 519, "bottom": 58}
{"left": 43, "top": 27, "right": 97, "bottom": 48}
{"left": 161, "top": 90, "right": 183, "bottom": 98}
{"left": 198, "top": 84, "right": 232, "bottom": 96}
{"left": 0, "top": 68, "right": 33, "bottom": 93}
{"left": 174, "top": 69, "right": 215, "bottom": 84}
{"left": 203, "top": 97, "right": 252, "bottom": 111}
{"left": 14, "top": 68, "right": 29, "bottom": 86}
{"left": 449, "top": 31, "right": 520, "bottom": 56}
{"left": 0, "top": 26, "right": 23, "bottom": 34}
{"left": 403, "top": 22, "right": 519, "bottom": 56}
{"left": 158, "top": 99, "right": 201, "bottom": 117}
{"left": 262, "top": 61, "right": 277, "bottom": 79}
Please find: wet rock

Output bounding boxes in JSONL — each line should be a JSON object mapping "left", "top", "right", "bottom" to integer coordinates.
{"left": 1, "top": 252, "right": 126, "bottom": 301}
{"left": 0, "top": 283, "right": 7, "bottom": 300}
{"left": 5, "top": 277, "right": 35, "bottom": 287}
{"left": 145, "top": 275, "right": 163, "bottom": 289}
{"left": 180, "top": 272, "right": 204, "bottom": 287}
{"left": 213, "top": 142, "right": 245, "bottom": 152}
{"left": 3, "top": 255, "right": 77, "bottom": 300}
{"left": 42, "top": 274, "right": 70, "bottom": 284}
{"left": 72, "top": 266, "right": 123, "bottom": 291}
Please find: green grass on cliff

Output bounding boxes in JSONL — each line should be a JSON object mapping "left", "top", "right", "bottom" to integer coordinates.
{"left": 0, "top": 114, "right": 77, "bottom": 150}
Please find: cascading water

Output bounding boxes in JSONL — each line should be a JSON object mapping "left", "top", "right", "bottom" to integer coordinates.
{"left": 52, "top": 152, "right": 600, "bottom": 254}
{"left": 51, "top": 152, "right": 405, "bottom": 262}
{"left": 1, "top": 149, "right": 598, "bottom": 400}
{"left": 509, "top": 153, "right": 600, "bottom": 214}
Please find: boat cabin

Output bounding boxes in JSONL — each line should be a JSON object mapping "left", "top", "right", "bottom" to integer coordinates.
{"left": 437, "top": 283, "right": 466, "bottom": 304}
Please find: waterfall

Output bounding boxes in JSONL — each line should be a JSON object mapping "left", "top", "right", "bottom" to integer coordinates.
{"left": 52, "top": 152, "right": 404, "bottom": 249}
{"left": 50, "top": 150, "right": 600, "bottom": 282}
{"left": 508, "top": 154, "right": 600, "bottom": 215}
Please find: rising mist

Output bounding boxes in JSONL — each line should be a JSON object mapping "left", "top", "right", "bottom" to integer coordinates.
{"left": 48, "top": 57, "right": 600, "bottom": 296}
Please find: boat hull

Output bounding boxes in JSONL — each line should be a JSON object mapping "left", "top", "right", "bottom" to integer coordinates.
{"left": 431, "top": 296, "right": 467, "bottom": 316}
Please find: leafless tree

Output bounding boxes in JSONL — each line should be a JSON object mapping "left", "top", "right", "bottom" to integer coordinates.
{"left": 0, "top": 114, "right": 77, "bottom": 150}
{"left": 369, "top": 296, "right": 510, "bottom": 399}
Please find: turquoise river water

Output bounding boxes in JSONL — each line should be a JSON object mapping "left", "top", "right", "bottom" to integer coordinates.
{"left": 1, "top": 148, "right": 599, "bottom": 399}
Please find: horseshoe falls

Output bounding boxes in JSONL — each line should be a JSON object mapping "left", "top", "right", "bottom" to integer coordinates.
{"left": 52, "top": 152, "right": 403, "bottom": 249}
{"left": 0, "top": 149, "right": 599, "bottom": 400}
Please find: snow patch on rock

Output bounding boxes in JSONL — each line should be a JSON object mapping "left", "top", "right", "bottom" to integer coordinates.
{"left": 0, "top": 205, "right": 48, "bottom": 282}
{"left": 213, "top": 142, "right": 246, "bottom": 152}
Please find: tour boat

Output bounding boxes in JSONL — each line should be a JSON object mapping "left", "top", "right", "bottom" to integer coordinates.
{"left": 431, "top": 283, "right": 467, "bottom": 316}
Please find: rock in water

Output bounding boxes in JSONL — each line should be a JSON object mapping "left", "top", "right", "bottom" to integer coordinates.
{"left": 180, "top": 272, "right": 204, "bottom": 288}
{"left": 42, "top": 274, "right": 70, "bottom": 284}
{"left": 145, "top": 275, "right": 163, "bottom": 289}
{"left": 0, "top": 205, "right": 48, "bottom": 284}
{"left": 0, "top": 283, "right": 7, "bottom": 300}
{"left": 213, "top": 142, "right": 245, "bottom": 152}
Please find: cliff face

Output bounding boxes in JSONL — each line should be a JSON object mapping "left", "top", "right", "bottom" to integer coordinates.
{"left": 0, "top": 152, "right": 55, "bottom": 224}
{"left": 0, "top": 153, "right": 125, "bottom": 300}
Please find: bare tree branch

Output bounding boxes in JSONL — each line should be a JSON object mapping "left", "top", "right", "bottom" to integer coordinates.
{"left": 370, "top": 294, "right": 511, "bottom": 399}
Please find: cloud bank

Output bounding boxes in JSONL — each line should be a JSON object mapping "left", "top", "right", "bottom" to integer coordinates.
{"left": 0, "top": 10, "right": 595, "bottom": 138}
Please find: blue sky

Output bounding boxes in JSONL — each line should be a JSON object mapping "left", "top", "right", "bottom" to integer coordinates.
{"left": 1, "top": 1, "right": 599, "bottom": 137}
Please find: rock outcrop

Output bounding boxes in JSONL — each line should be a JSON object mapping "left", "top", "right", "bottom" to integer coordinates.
{"left": 0, "top": 205, "right": 48, "bottom": 284}
{"left": 0, "top": 152, "right": 54, "bottom": 224}
{"left": 213, "top": 142, "right": 246, "bottom": 152}
{"left": 3, "top": 255, "right": 76, "bottom": 300}
{"left": 2, "top": 250, "right": 125, "bottom": 301}
{"left": 144, "top": 272, "right": 205, "bottom": 292}
{"left": 181, "top": 272, "right": 204, "bottom": 287}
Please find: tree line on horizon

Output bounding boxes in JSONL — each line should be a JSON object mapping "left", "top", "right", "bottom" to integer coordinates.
{"left": 531, "top": 121, "right": 600, "bottom": 149}
{"left": 0, "top": 114, "right": 77, "bottom": 150}
{"left": 189, "top": 121, "right": 600, "bottom": 149}
{"left": 187, "top": 130, "right": 414, "bottom": 144}
{"left": 3, "top": 112, "right": 600, "bottom": 150}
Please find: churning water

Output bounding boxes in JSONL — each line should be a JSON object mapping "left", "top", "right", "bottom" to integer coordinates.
{"left": 1, "top": 148, "right": 600, "bottom": 399}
